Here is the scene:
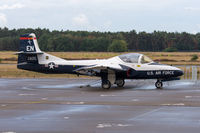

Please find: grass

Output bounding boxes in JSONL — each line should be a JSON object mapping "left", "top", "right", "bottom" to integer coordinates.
{"left": 0, "top": 51, "right": 200, "bottom": 78}
{"left": 1, "top": 51, "right": 200, "bottom": 65}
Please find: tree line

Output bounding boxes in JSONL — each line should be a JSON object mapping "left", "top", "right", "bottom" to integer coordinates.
{"left": 0, "top": 27, "right": 200, "bottom": 52}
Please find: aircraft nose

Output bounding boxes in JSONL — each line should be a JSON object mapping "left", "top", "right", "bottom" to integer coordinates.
{"left": 170, "top": 66, "right": 184, "bottom": 77}
{"left": 176, "top": 69, "right": 184, "bottom": 77}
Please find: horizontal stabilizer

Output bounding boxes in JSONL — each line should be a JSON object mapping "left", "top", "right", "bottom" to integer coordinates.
{"left": 15, "top": 51, "right": 44, "bottom": 55}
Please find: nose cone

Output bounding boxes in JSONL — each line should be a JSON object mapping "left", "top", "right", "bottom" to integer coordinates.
{"left": 176, "top": 69, "right": 184, "bottom": 77}
{"left": 168, "top": 66, "right": 184, "bottom": 77}
{"left": 173, "top": 66, "right": 184, "bottom": 77}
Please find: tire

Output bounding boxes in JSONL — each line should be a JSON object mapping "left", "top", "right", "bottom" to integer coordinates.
{"left": 102, "top": 80, "right": 111, "bottom": 89}
{"left": 155, "top": 81, "right": 163, "bottom": 89}
{"left": 116, "top": 79, "right": 125, "bottom": 87}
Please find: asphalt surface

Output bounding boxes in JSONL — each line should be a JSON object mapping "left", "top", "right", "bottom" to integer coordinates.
{"left": 0, "top": 78, "right": 200, "bottom": 133}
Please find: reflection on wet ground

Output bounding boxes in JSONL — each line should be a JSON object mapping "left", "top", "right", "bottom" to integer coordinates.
{"left": 0, "top": 78, "right": 200, "bottom": 133}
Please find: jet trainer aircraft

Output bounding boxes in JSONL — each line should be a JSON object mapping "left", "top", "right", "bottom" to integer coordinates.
{"left": 17, "top": 33, "right": 184, "bottom": 89}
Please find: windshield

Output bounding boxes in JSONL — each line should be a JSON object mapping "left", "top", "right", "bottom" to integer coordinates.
{"left": 140, "top": 55, "right": 153, "bottom": 64}
{"left": 119, "top": 53, "right": 141, "bottom": 63}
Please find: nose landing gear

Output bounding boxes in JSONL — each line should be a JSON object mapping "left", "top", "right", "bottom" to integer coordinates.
{"left": 155, "top": 80, "right": 163, "bottom": 89}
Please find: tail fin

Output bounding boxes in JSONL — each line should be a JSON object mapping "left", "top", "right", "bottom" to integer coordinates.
{"left": 17, "top": 33, "right": 43, "bottom": 65}
{"left": 17, "top": 33, "right": 66, "bottom": 72}
{"left": 18, "top": 33, "right": 42, "bottom": 54}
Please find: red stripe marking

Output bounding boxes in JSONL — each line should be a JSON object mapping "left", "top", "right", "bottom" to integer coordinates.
{"left": 127, "top": 69, "right": 131, "bottom": 77}
{"left": 20, "top": 37, "right": 37, "bottom": 40}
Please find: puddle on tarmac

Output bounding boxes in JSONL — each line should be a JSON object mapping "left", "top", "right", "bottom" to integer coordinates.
{"left": 37, "top": 83, "right": 85, "bottom": 89}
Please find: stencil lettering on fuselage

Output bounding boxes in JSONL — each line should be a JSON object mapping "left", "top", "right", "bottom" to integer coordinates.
{"left": 147, "top": 71, "right": 174, "bottom": 76}
{"left": 27, "top": 56, "right": 37, "bottom": 61}
{"left": 162, "top": 71, "right": 174, "bottom": 75}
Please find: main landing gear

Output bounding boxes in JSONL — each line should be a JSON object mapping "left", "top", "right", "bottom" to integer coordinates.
{"left": 101, "top": 70, "right": 125, "bottom": 89}
{"left": 102, "top": 80, "right": 111, "bottom": 89}
{"left": 155, "top": 80, "right": 163, "bottom": 89}
{"left": 101, "top": 79, "right": 125, "bottom": 89}
{"left": 115, "top": 79, "right": 125, "bottom": 87}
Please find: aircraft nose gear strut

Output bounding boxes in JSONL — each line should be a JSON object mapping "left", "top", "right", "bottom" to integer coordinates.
{"left": 155, "top": 80, "right": 163, "bottom": 89}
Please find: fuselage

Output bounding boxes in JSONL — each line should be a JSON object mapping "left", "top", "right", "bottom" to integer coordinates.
{"left": 18, "top": 53, "right": 183, "bottom": 80}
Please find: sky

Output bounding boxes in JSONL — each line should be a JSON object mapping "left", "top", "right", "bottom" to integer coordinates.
{"left": 0, "top": 0, "right": 200, "bottom": 33}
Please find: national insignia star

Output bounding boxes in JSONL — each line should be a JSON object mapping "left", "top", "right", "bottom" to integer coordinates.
{"left": 28, "top": 40, "right": 32, "bottom": 45}
{"left": 49, "top": 63, "right": 55, "bottom": 69}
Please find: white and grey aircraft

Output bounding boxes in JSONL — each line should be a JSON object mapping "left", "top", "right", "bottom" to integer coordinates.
{"left": 17, "top": 33, "right": 184, "bottom": 89}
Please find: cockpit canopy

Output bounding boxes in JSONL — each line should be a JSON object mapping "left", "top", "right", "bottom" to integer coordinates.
{"left": 119, "top": 53, "right": 153, "bottom": 64}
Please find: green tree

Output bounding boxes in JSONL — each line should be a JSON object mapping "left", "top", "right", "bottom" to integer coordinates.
{"left": 126, "top": 30, "right": 138, "bottom": 51}
{"left": 1, "top": 27, "right": 200, "bottom": 52}
{"left": 38, "top": 33, "right": 51, "bottom": 51}
{"left": 108, "top": 40, "right": 128, "bottom": 52}
{"left": 163, "top": 47, "right": 177, "bottom": 52}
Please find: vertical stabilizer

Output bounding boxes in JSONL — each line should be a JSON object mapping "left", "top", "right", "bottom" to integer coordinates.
{"left": 17, "top": 33, "right": 43, "bottom": 65}
{"left": 19, "top": 33, "right": 42, "bottom": 53}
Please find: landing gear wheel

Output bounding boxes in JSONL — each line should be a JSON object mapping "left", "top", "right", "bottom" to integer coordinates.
{"left": 155, "top": 81, "right": 163, "bottom": 89}
{"left": 102, "top": 80, "right": 111, "bottom": 89}
{"left": 116, "top": 79, "right": 125, "bottom": 87}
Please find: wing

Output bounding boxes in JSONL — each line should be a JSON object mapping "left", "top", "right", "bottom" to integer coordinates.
{"left": 74, "top": 63, "right": 129, "bottom": 76}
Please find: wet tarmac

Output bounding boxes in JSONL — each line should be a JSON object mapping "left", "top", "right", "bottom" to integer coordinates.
{"left": 0, "top": 78, "right": 200, "bottom": 133}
